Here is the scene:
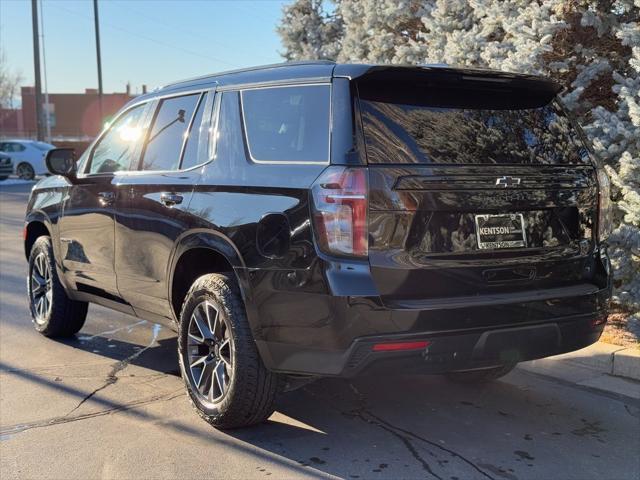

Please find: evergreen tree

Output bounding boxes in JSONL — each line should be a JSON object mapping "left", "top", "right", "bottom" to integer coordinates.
{"left": 337, "top": 0, "right": 426, "bottom": 63}
{"left": 277, "top": 0, "right": 343, "bottom": 61}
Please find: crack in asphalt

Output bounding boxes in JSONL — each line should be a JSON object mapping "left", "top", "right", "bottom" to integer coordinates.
{"left": 623, "top": 404, "right": 640, "bottom": 418}
{"left": 0, "top": 391, "right": 184, "bottom": 437}
{"left": 363, "top": 408, "right": 496, "bottom": 480}
{"left": 303, "top": 382, "right": 496, "bottom": 480}
{"left": 347, "top": 383, "right": 496, "bottom": 480}
{"left": 64, "top": 323, "right": 162, "bottom": 417}
{"left": 348, "top": 409, "right": 443, "bottom": 479}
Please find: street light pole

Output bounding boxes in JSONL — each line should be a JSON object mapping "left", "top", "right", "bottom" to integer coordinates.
{"left": 93, "top": 0, "right": 104, "bottom": 124}
{"left": 30, "top": 0, "right": 44, "bottom": 141}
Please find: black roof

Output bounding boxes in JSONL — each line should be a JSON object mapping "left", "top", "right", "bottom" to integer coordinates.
{"left": 130, "top": 61, "right": 560, "bottom": 105}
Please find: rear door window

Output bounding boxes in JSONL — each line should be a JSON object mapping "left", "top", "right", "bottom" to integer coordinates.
{"left": 240, "top": 84, "right": 330, "bottom": 163}
{"left": 1, "top": 142, "right": 26, "bottom": 153}
{"left": 140, "top": 93, "right": 200, "bottom": 171}
{"left": 359, "top": 87, "right": 589, "bottom": 165}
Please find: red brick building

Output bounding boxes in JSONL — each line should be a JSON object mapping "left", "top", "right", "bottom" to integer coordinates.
{"left": 1, "top": 85, "right": 138, "bottom": 142}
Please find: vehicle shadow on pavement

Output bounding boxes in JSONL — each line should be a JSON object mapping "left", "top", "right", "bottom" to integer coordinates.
{"left": 5, "top": 329, "right": 636, "bottom": 480}
{"left": 58, "top": 333, "right": 182, "bottom": 376}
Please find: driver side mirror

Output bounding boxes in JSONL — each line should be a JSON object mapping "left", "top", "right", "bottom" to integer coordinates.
{"left": 45, "top": 148, "right": 77, "bottom": 181}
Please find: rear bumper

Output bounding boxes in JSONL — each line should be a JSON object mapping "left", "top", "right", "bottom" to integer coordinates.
{"left": 326, "top": 311, "right": 606, "bottom": 377}
{"left": 245, "top": 246, "right": 611, "bottom": 377}
{"left": 251, "top": 281, "right": 611, "bottom": 377}
{"left": 257, "top": 310, "right": 607, "bottom": 377}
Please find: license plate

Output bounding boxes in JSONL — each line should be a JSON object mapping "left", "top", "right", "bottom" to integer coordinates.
{"left": 474, "top": 214, "right": 526, "bottom": 250}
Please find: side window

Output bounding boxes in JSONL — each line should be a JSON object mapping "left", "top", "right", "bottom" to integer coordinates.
{"left": 140, "top": 93, "right": 200, "bottom": 171}
{"left": 240, "top": 84, "right": 330, "bottom": 163}
{"left": 3, "top": 143, "right": 26, "bottom": 153}
{"left": 88, "top": 104, "right": 146, "bottom": 174}
{"left": 180, "top": 93, "right": 208, "bottom": 170}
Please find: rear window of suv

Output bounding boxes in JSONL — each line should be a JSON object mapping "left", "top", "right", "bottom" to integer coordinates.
{"left": 359, "top": 85, "right": 590, "bottom": 166}
{"left": 240, "top": 84, "right": 330, "bottom": 164}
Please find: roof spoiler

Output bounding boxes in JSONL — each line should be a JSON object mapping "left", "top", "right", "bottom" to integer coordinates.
{"left": 336, "top": 64, "right": 561, "bottom": 92}
{"left": 343, "top": 65, "right": 562, "bottom": 109}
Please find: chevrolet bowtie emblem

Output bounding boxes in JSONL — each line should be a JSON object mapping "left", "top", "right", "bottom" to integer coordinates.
{"left": 495, "top": 176, "right": 521, "bottom": 187}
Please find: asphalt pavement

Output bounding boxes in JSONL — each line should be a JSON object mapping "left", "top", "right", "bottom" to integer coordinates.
{"left": 1, "top": 182, "right": 639, "bottom": 480}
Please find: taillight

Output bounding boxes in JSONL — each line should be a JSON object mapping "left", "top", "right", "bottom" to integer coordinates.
{"left": 311, "top": 167, "right": 368, "bottom": 257}
{"left": 596, "top": 168, "right": 612, "bottom": 242}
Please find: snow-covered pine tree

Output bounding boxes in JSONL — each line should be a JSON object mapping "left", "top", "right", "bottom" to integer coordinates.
{"left": 337, "top": 0, "right": 426, "bottom": 63}
{"left": 276, "top": 0, "right": 343, "bottom": 61}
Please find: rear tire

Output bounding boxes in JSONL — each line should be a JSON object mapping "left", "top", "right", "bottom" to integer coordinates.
{"left": 446, "top": 363, "right": 516, "bottom": 383}
{"left": 178, "top": 273, "right": 280, "bottom": 429}
{"left": 16, "top": 162, "right": 35, "bottom": 180}
{"left": 27, "top": 236, "right": 88, "bottom": 337}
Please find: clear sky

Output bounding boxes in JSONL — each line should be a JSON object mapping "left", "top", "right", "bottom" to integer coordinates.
{"left": 1, "top": 0, "right": 289, "bottom": 95}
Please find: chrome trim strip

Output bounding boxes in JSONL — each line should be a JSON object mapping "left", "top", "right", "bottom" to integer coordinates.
{"left": 209, "top": 92, "right": 222, "bottom": 162}
{"left": 215, "top": 76, "right": 331, "bottom": 93}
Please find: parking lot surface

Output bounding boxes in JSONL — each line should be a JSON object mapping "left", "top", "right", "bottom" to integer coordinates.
{"left": 1, "top": 183, "right": 639, "bottom": 479}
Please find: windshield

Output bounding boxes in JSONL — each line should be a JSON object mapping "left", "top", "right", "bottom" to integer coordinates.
{"left": 359, "top": 98, "right": 590, "bottom": 165}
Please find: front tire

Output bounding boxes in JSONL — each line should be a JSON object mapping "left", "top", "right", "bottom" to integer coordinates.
{"left": 28, "top": 236, "right": 88, "bottom": 337}
{"left": 178, "top": 273, "right": 280, "bottom": 429}
{"left": 446, "top": 363, "right": 516, "bottom": 383}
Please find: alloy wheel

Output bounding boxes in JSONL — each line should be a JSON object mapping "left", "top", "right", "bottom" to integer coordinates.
{"left": 30, "top": 252, "right": 52, "bottom": 324}
{"left": 186, "top": 301, "right": 233, "bottom": 404}
{"left": 17, "top": 163, "right": 35, "bottom": 180}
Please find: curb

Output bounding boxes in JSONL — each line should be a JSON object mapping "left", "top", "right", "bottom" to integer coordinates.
{"left": 562, "top": 342, "right": 640, "bottom": 381}
{"left": 519, "top": 342, "right": 640, "bottom": 400}
{"left": 612, "top": 347, "right": 640, "bottom": 380}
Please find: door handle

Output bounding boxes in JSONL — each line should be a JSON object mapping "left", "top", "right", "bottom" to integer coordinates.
{"left": 98, "top": 191, "right": 115, "bottom": 206}
{"left": 160, "top": 192, "right": 183, "bottom": 206}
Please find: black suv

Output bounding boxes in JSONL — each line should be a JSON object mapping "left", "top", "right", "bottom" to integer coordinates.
{"left": 25, "top": 62, "right": 612, "bottom": 429}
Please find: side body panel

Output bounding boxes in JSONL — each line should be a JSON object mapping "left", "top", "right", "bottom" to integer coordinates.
{"left": 114, "top": 171, "right": 199, "bottom": 320}
{"left": 57, "top": 176, "right": 120, "bottom": 297}
{"left": 113, "top": 90, "right": 215, "bottom": 321}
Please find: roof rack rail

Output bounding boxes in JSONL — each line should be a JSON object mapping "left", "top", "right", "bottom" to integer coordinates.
{"left": 160, "top": 60, "right": 336, "bottom": 90}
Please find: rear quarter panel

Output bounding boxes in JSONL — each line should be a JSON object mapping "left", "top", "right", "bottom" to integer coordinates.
{"left": 184, "top": 89, "right": 331, "bottom": 347}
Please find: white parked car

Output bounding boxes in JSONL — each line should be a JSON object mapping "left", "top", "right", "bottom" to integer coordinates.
{"left": 0, "top": 140, "right": 55, "bottom": 180}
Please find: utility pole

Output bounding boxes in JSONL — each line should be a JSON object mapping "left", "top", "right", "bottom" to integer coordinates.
{"left": 93, "top": 0, "right": 104, "bottom": 124}
{"left": 31, "top": 0, "right": 44, "bottom": 141}
{"left": 39, "top": 0, "right": 51, "bottom": 142}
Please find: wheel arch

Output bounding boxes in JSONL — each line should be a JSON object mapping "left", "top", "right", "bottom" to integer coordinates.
{"left": 24, "top": 212, "right": 52, "bottom": 260}
{"left": 168, "top": 230, "right": 251, "bottom": 324}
